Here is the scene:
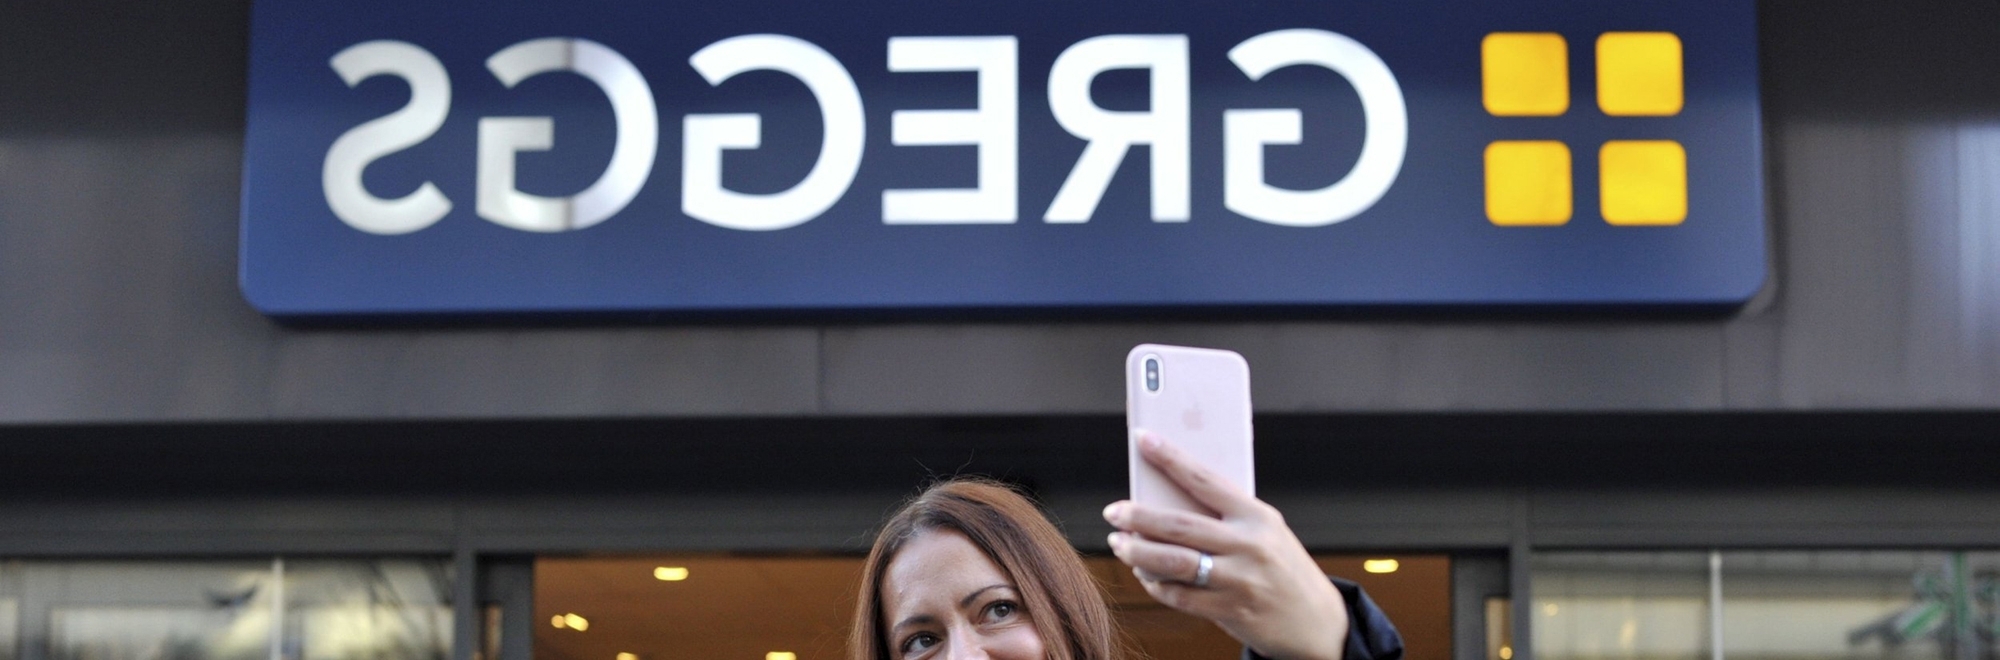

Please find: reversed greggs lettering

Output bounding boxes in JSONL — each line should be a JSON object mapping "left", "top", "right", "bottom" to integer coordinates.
{"left": 320, "top": 31, "right": 1406, "bottom": 235}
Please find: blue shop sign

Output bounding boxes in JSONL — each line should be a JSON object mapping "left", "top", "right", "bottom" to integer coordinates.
{"left": 240, "top": 0, "right": 1765, "bottom": 317}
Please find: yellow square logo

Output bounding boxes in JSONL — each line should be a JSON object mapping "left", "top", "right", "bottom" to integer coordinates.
{"left": 1597, "top": 32, "right": 1684, "bottom": 116}
{"left": 1482, "top": 33, "right": 1569, "bottom": 117}
{"left": 1600, "top": 140, "right": 1687, "bottom": 225}
{"left": 1485, "top": 141, "right": 1573, "bottom": 226}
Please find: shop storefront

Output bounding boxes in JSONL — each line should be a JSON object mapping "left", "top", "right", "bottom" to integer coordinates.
{"left": 5, "top": 2, "right": 2000, "bottom": 660}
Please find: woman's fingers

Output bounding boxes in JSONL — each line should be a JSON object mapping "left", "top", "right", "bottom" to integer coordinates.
{"left": 1108, "top": 532, "right": 1223, "bottom": 588}
{"left": 1103, "top": 500, "right": 1253, "bottom": 554}
{"left": 1134, "top": 571, "right": 1229, "bottom": 617}
{"left": 1135, "top": 431, "right": 1262, "bottom": 519}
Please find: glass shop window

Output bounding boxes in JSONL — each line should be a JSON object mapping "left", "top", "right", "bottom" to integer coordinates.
{"left": 0, "top": 558, "right": 452, "bottom": 660}
{"left": 1720, "top": 551, "right": 1997, "bottom": 660}
{"left": 3, "top": 561, "right": 18, "bottom": 660}
{"left": 1531, "top": 551, "right": 2000, "bottom": 660}
{"left": 1532, "top": 552, "right": 1713, "bottom": 660}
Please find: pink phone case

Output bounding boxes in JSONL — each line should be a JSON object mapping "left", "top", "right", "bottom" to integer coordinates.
{"left": 1126, "top": 344, "right": 1255, "bottom": 518}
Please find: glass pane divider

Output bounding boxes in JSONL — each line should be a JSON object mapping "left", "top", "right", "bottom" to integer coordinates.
{"left": 1708, "top": 550, "right": 1722, "bottom": 660}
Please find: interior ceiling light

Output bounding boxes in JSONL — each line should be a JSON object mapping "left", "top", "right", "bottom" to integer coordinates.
{"left": 1363, "top": 559, "right": 1400, "bottom": 574}
{"left": 767, "top": 652, "right": 797, "bottom": 660}
{"left": 654, "top": 566, "right": 690, "bottom": 581}
{"left": 563, "top": 613, "right": 590, "bottom": 631}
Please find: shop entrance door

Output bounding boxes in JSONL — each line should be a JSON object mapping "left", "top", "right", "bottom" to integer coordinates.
{"left": 528, "top": 554, "right": 1449, "bottom": 660}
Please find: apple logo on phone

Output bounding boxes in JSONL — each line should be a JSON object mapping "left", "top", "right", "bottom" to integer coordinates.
{"left": 1182, "top": 404, "right": 1205, "bottom": 431}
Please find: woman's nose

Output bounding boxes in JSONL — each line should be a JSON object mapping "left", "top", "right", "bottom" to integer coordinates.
{"left": 942, "top": 630, "right": 989, "bottom": 660}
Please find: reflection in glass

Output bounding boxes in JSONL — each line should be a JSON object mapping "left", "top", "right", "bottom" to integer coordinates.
{"left": 285, "top": 560, "right": 453, "bottom": 660}
{"left": 1720, "top": 551, "right": 1999, "bottom": 660}
{"left": 52, "top": 607, "right": 268, "bottom": 660}
{"left": 2, "top": 561, "right": 17, "bottom": 660}
{"left": 43, "top": 560, "right": 275, "bottom": 660}
{"left": 1533, "top": 551, "right": 2000, "bottom": 660}
{"left": 3, "top": 598, "right": 17, "bottom": 660}
{"left": 1532, "top": 552, "right": 1711, "bottom": 660}
{"left": 2, "top": 559, "right": 450, "bottom": 660}
{"left": 1488, "top": 597, "right": 1512, "bottom": 660}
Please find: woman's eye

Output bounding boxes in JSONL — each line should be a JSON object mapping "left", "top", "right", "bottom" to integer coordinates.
{"left": 900, "top": 633, "right": 938, "bottom": 656}
{"left": 984, "top": 600, "right": 1019, "bottom": 620}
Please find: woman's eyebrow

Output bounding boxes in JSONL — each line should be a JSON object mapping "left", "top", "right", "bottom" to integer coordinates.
{"left": 958, "top": 584, "right": 1012, "bottom": 608}
{"left": 891, "top": 584, "right": 1015, "bottom": 631}
{"left": 892, "top": 614, "right": 937, "bottom": 632}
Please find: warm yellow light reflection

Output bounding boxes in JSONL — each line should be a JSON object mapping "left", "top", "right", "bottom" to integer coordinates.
{"left": 552, "top": 615, "right": 566, "bottom": 629}
{"left": 655, "top": 566, "right": 690, "bottom": 581}
{"left": 1362, "top": 559, "right": 1400, "bottom": 574}
{"left": 618, "top": 654, "right": 638, "bottom": 660}
{"left": 1543, "top": 603, "right": 1559, "bottom": 616}
{"left": 563, "top": 613, "right": 590, "bottom": 631}
{"left": 1500, "top": 646, "right": 1514, "bottom": 660}
{"left": 768, "top": 652, "right": 797, "bottom": 660}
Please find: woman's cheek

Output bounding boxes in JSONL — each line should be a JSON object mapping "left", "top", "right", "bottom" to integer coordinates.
{"left": 993, "top": 624, "right": 1047, "bottom": 660}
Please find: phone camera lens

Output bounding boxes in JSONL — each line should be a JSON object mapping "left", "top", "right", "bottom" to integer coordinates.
{"left": 1144, "top": 357, "right": 1160, "bottom": 392}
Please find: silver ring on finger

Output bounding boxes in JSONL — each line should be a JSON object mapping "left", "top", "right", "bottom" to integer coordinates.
{"left": 1192, "top": 552, "right": 1214, "bottom": 588}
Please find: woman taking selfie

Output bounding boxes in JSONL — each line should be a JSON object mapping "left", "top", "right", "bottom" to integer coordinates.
{"left": 848, "top": 433, "right": 1403, "bottom": 660}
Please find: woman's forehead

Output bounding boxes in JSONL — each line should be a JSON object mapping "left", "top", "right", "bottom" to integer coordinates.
{"left": 881, "top": 529, "right": 1013, "bottom": 613}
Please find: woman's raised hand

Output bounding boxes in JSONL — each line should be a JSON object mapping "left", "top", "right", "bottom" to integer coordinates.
{"left": 1102, "top": 432, "right": 1351, "bottom": 660}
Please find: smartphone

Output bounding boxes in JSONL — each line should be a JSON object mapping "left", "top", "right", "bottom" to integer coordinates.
{"left": 1125, "top": 344, "right": 1255, "bottom": 518}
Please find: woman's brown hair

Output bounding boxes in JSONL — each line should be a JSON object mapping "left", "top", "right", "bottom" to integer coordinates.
{"left": 849, "top": 478, "right": 1125, "bottom": 660}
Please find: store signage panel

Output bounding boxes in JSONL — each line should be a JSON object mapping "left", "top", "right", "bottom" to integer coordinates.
{"left": 241, "top": 0, "right": 1764, "bottom": 316}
